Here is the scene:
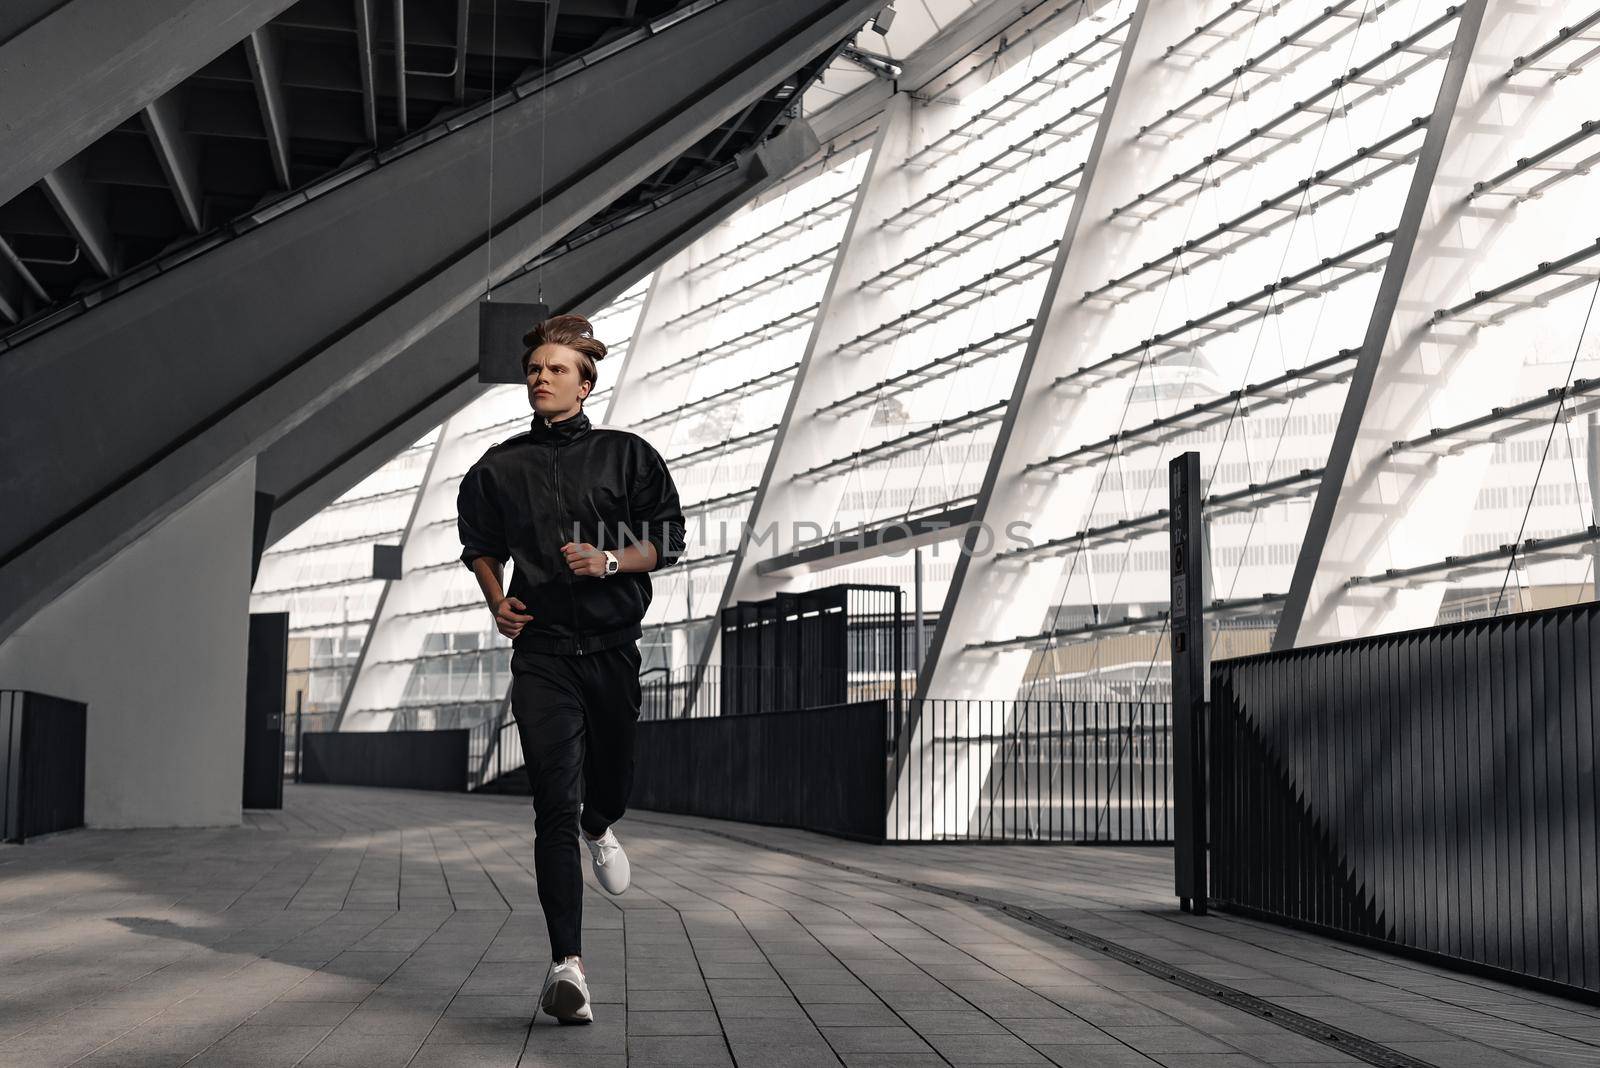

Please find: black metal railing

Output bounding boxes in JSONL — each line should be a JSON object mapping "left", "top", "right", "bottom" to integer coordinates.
{"left": 640, "top": 666, "right": 674, "bottom": 721}
{"left": 719, "top": 584, "right": 904, "bottom": 717}
{"left": 1209, "top": 601, "right": 1600, "bottom": 1000}
{"left": 467, "top": 708, "right": 521, "bottom": 790}
{"left": 887, "top": 698, "right": 1173, "bottom": 843}
{"left": 642, "top": 664, "right": 914, "bottom": 720}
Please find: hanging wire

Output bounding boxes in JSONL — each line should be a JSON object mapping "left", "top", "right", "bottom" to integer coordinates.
{"left": 1209, "top": 0, "right": 1422, "bottom": 614}
{"left": 483, "top": 0, "right": 498, "bottom": 301}
{"left": 1492, "top": 277, "right": 1600, "bottom": 615}
{"left": 1557, "top": 383, "right": 1595, "bottom": 600}
{"left": 1013, "top": 0, "right": 1283, "bottom": 702}
{"left": 538, "top": 8, "right": 548, "bottom": 306}
{"left": 1040, "top": 0, "right": 1417, "bottom": 708}
{"left": 852, "top": 0, "right": 1095, "bottom": 561}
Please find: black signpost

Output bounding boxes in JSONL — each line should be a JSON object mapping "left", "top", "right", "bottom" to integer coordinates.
{"left": 1169, "top": 452, "right": 1207, "bottom": 914}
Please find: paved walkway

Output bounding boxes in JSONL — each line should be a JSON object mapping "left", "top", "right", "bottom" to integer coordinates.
{"left": 0, "top": 785, "right": 1594, "bottom": 1068}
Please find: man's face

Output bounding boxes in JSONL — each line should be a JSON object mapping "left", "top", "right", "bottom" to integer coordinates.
{"left": 525, "top": 343, "right": 590, "bottom": 418}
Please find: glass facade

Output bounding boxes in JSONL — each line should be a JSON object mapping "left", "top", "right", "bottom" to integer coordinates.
{"left": 251, "top": 430, "right": 437, "bottom": 730}
{"left": 257, "top": 0, "right": 1600, "bottom": 728}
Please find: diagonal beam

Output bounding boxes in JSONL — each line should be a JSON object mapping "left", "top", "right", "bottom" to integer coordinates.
{"left": 452, "top": 0, "right": 471, "bottom": 104}
{"left": 140, "top": 92, "right": 204, "bottom": 232}
{"left": 913, "top": 0, "right": 1184, "bottom": 706}
{"left": 0, "top": 236, "right": 47, "bottom": 324}
{"left": 0, "top": 0, "right": 299, "bottom": 209}
{"left": 0, "top": 0, "right": 879, "bottom": 647}
{"left": 1273, "top": 0, "right": 1567, "bottom": 647}
{"left": 353, "top": 0, "right": 379, "bottom": 143}
{"left": 541, "top": 0, "right": 562, "bottom": 63}
{"left": 244, "top": 26, "right": 292, "bottom": 188}
{"left": 38, "top": 158, "right": 115, "bottom": 277}
{"left": 0, "top": 243, "right": 30, "bottom": 323}
{"left": 393, "top": 0, "right": 409, "bottom": 134}
{"left": 259, "top": 120, "right": 819, "bottom": 543}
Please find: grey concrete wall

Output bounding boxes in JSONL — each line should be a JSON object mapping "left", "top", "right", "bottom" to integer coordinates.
{"left": 0, "top": 459, "right": 255, "bottom": 828}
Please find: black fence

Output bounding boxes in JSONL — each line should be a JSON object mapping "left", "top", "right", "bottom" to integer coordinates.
{"left": 467, "top": 690, "right": 1176, "bottom": 843}
{"left": 468, "top": 708, "right": 521, "bottom": 792}
{"left": 1209, "top": 602, "right": 1600, "bottom": 1000}
{"left": 632, "top": 700, "right": 888, "bottom": 840}
{"left": 718, "top": 584, "right": 903, "bottom": 718}
{"left": 642, "top": 663, "right": 914, "bottom": 722}
{"left": 302, "top": 729, "right": 469, "bottom": 792}
{"left": 889, "top": 698, "right": 1172, "bottom": 842}
{"left": 0, "top": 690, "right": 87, "bottom": 843}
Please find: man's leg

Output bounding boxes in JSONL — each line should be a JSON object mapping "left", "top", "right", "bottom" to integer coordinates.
{"left": 509, "top": 653, "right": 587, "bottom": 962}
{"left": 578, "top": 642, "right": 644, "bottom": 840}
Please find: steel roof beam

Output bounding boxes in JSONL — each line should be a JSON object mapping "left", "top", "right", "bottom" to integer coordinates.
{"left": 37, "top": 158, "right": 116, "bottom": 277}
{"left": 244, "top": 26, "right": 293, "bottom": 188}
{"left": 140, "top": 94, "right": 205, "bottom": 232}
{"left": 0, "top": 0, "right": 299, "bottom": 209}
{"left": 0, "top": 0, "right": 877, "bottom": 645}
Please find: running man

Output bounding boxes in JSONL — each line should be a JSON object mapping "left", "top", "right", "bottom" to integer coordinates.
{"left": 457, "top": 313, "right": 686, "bottom": 1024}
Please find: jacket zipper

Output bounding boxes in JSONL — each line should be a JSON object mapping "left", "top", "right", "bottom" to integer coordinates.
{"left": 549, "top": 439, "right": 584, "bottom": 655}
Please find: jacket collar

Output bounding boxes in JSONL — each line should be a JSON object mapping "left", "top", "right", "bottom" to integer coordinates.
{"left": 529, "top": 407, "right": 592, "bottom": 445}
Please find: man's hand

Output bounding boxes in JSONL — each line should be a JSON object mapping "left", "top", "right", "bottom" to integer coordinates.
{"left": 561, "top": 541, "right": 608, "bottom": 578}
{"left": 492, "top": 595, "right": 533, "bottom": 639}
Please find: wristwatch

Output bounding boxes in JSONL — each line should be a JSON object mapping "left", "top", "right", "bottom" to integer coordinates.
{"left": 601, "top": 549, "right": 619, "bottom": 578}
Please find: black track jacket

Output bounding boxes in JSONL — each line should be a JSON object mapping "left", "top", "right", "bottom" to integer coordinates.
{"left": 456, "top": 409, "right": 687, "bottom": 655}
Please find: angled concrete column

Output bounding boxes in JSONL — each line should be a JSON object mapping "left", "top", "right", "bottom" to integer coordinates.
{"left": 0, "top": 0, "right": 879, "bottom": 647}
{"left": 335, "top": 412, "right": 472, "bottom": 731}
{"left": 717, "top": 96, "right": 924, "bottom": 605}
{"left": 887, "top": 0, "right": 1185, "bottom": 838}
{"left": 0, "top": 0, "right": 299, "bottom": 208}
{"left": 1273, "top": 0, "right": 1561, "bottom": 647}
{"left": 601, "top": 131, "right": 874, "bottom": 692}
{"left": 640, "top": 97, "right": 916, "bottom": 713}
{"left": 914, "top": 0, "right": 1177, "bottom": 706}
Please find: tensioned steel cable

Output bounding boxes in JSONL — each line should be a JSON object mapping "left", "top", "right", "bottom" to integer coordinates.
{"left": 1018, "top": 0, "right": 1408, "bottom": 836}
{"left": 848, "top": 0, "right": 1101, "bottom": 545}
{"left": 1209, "top": 0, "right": 1426, "bottom": 611}
{"left": 1556, "top": 376, "right": 1595, "bottom": 596}
{"left": 1492, "top": 276, "right": 1600, "bottom": 615}
{"left": 635, "top": 155, "right": 871, "bottom": 663}
{"left": 1014, "top": 0, "right": 1282, "bottom": 702}
{"left": 484, "top": 0, "right": 497, "bottom": 301}
{"left": 1031, "top": 0, "right": 1422, "bottom": 706}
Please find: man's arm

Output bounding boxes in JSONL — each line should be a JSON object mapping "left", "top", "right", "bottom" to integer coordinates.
{"left": 469, "top": 555, "right": 532, "bottom": 639}
{"left": 561, "top": 539, "right": 658, "bottom": 577}
{"left": 630, "top": 440, "right": 687, "bottom": 572}
{"left": 469, "top": 555, "right": 507, "bottom": 606}
{"left": 457, "top": 462, "right": 529, "bottom": 638}
{"left": 562, "top": 440, "right": 687, "bottom": 578}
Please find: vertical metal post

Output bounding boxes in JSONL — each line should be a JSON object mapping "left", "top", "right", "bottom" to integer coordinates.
{"left": 913, "top": 547, "right": 925, "bottom": 676}
{"left": 293, "top": 688, "right": 303, "bottom": 785}
{"left": 1170, "top": 451, "right": 1207, "bottom": 913}
{"left": 896, "top": 587, "right": 905, "bottom": 716}
{"left": 1587, "top": 412, "right": 1600, "bottom": 596}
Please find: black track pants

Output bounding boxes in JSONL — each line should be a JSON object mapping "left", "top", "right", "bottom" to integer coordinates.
{"left": 508, "top": 642, "right": 643, "bottom": 962}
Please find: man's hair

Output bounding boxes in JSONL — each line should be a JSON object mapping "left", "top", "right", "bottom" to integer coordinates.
{"left": 521, "top": 314, "right": 608, "bottom": 389}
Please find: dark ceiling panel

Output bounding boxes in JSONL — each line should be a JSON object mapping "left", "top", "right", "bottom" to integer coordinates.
{"left": 0, "top": 0, "right": 861, "bottom": 343}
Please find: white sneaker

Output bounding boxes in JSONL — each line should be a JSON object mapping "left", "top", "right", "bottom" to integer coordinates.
{"left": 583, "top": 826, "right": 631, "bottom": 895}
{"left": 539, "top": 956, "right": 593, "bottom": 1024}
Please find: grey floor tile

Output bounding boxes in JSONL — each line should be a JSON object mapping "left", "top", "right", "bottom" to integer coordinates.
{"left": 820, "top": 1025, "right": 936, "bottom": 1054}
{"left": 6, "top": 787, "right": 1593, "bottom": 1068}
